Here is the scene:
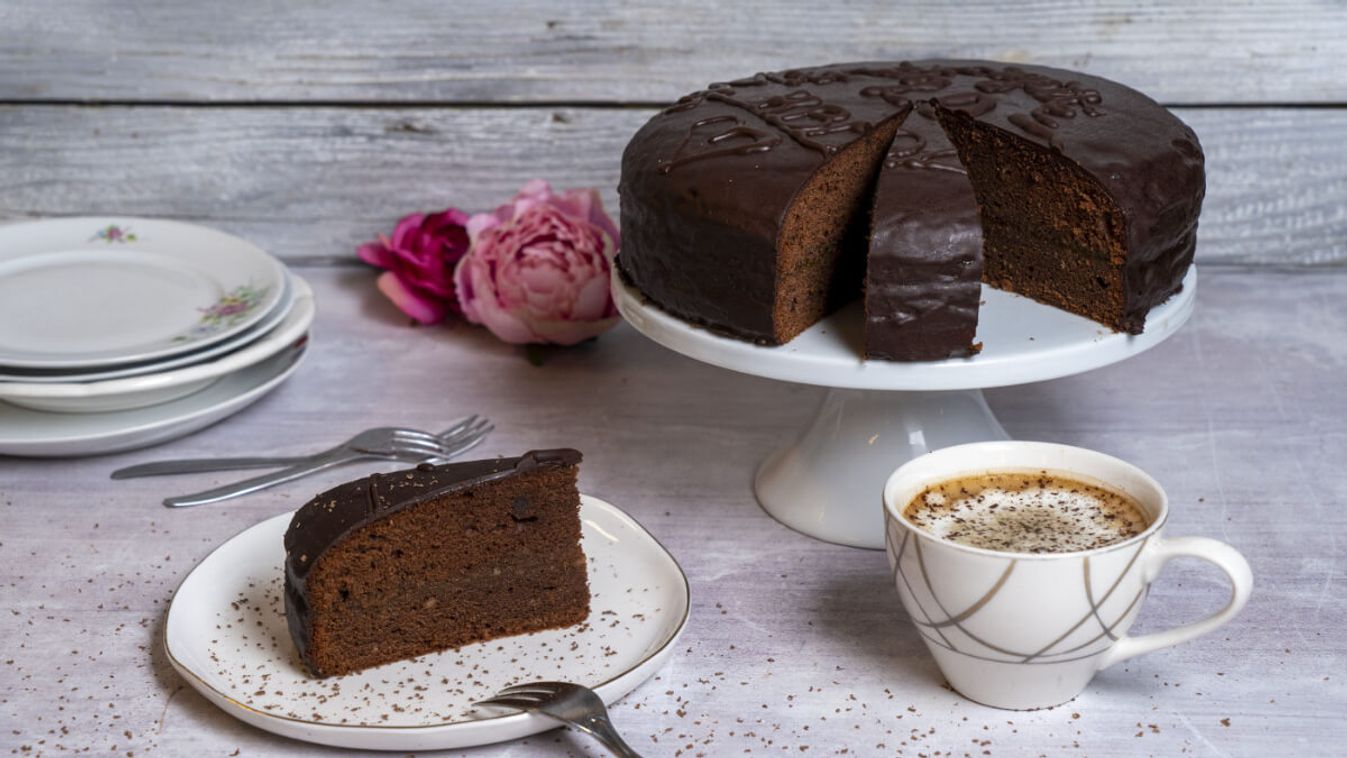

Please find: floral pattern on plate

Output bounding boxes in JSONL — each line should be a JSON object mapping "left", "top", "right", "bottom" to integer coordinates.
{"left": 89, "top": 224, "right": 138, "bottom": 243}
{"left": 177, "top": 284, "right": 272, "bottom": 342}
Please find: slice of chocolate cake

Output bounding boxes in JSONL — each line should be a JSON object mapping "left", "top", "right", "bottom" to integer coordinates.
{"left": 865, "top": 112, "right": 983, "bottom": 360}
{"left": 283, "top": 450, "right": 589, "bottom": 678}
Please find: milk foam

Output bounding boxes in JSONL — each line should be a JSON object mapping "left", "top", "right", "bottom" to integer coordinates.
{"left": 904, "top": 472, "right": 1149, "bottom": 553}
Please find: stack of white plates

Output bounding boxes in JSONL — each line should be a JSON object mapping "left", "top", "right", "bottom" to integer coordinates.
{"left": 0, "top": 218, "right": 314, "bottom": 457}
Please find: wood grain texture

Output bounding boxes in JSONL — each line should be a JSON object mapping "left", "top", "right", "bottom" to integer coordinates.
{"left": 0, "top": 265, "right": 1344, "bottom": 756}
{"left": 1, "top": 0, "right": 1343, "bottom": 105}
{"left": 0, "top": 104, "right": 1343, "bottom": 267}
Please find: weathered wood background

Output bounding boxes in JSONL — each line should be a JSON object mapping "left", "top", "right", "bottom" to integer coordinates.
{"left": 4, "top": 1, "right": 1346, "bottom": 103}
{"left": 1, "top": 2, "right": 1344, "bottom": 756}
{"left": 1, "top": 0, "right": 1346, "bottom": 268}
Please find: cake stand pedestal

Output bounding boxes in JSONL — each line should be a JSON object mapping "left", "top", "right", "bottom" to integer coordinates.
{"left": 613, "top": 267, "right": 1196, "bottom": 549}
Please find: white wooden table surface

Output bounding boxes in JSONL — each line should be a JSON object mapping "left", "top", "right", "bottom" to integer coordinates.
{"left": 2, "top": 2, "right": 1345, "bottom": 756}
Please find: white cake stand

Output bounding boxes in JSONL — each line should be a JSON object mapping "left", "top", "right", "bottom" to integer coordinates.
{"left": 613, "top": 266, "right": 1197, "bottom": 549}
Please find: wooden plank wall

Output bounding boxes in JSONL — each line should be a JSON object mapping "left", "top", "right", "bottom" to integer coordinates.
{"left": 4, "top": 1, "right": 1346, "bottom": 103}
{"left": 0, "top": 0, "right": 1343, "bottom": 266}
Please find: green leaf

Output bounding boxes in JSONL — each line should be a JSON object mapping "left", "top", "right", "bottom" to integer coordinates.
{"left": 524, "top": 343, "right": 548, "bottom": 367}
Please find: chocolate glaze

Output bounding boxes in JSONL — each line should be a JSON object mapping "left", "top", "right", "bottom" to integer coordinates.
{"left": 283, "top": 449, "right": 582, "bottom": 674}
{"left": 867, "top": 112, "right": 982, "bottom": 360}
{"left": 617, "top": 60, "right": 1205, "bottom": 357}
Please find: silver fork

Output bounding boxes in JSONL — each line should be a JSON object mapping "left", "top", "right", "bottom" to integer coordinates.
{"left": 475, "top": 681, "right": 641, "bottom": 757}
{"left": 113, "top": 416, "right": 485, "bottom": 479}
{"left": 161, "top": 417, "right": 492, "bottom": 508}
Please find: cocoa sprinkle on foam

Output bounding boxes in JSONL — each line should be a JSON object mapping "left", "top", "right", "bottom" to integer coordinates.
{"left": 904, "top": 471, "right": 1148, "bottom": 553}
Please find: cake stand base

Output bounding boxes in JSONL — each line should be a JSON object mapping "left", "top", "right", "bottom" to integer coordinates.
{"left": 754, "top": 387, "right": 1009, "bottom": 549}
{"left": 614, "top": 266, "right": 1195, "bottom": 552}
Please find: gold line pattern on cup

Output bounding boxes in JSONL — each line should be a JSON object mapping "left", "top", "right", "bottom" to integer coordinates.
{"left": 912, "top": 560, "right": 1016, "bottom": 629}
{"left": 913, "top": 618, "right": 1133, "bottom": 666}
{"left": 1010, "top": 584, "right": 1146, "bottom": 661}
{"left": 888, "top": 526, "right": 957, "bottom": 650}
{"left": 886, "top": 522, "right": 907, "bottom": 599}
{"left": 1018, "top": 536, "right": 1150, "bottom": 663}
{"left": 912, "top": 537, "right": 1030, "bottom": 659}
{"left": 895, "top": 532, "right": 1153, "bottom": 665}
{"left": 906, "top": 585, "right": 1144, "bottom": 666}
{"left": 1083, "top": 557, "right": 1119, "bottom": 642}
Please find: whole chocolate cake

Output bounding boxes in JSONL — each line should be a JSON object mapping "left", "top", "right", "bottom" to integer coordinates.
{"left": 617, "top": 61, "right": 1205, "bottom": 361}
{"left": 284, "top": 450, "right": 589, "bottom": 678}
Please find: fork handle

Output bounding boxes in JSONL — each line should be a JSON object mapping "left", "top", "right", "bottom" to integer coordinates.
{"left": 571, "top": 715, "right": 643, "bottom": 758}
{"left": 161, "top": 432, "right": 488, "bottom": 508}
{"left": 111, "top": 456, "right": 312, "bottom": 479}
{"left": 162, "top": 451, "right": 365, "bottom": 508}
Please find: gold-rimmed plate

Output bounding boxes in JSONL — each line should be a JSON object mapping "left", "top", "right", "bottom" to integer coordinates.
{"left": 163, "top": 495, "right": 689, "bottom": 751}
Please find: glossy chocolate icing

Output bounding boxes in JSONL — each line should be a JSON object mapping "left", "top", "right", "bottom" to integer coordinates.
{"left": 283, "top": 449, "right": 582, "bottom": 673}
{"left": 617, "top": 60, "right": 1205, "bottom": 358}
{"left": 867, "top": 111, "right": 982, "bottom": 360}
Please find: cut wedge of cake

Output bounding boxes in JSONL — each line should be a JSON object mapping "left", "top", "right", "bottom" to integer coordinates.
{"left": 283, "top": 450, "right": 589, "bottom": 678}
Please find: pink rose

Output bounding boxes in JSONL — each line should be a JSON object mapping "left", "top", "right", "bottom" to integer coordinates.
{"left": 357, "top": 208, "right": 471, "bottom": 324}
{"left": 454, "top": 180, "right": 620, "bottom": 345}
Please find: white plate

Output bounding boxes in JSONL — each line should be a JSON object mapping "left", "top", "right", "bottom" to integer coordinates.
{"left": 0, "top": 276, "right": 314, "bottom": 412}
{"left": 164, "top": 496, "right": 689, "bottom": 752}
{"left": 0, "top": 342, "right": 306, "bottom": 457}
{"left": 0, "top": 217, "right": 286, "bottom": 369}
{"left": 0, "top": 271, "right": 296, "bottom": 384}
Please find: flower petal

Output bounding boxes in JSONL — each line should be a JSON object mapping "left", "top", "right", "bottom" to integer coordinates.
{"left": 356, "top": 241, "right": 392, "bottom": 268}
{"left": 376, "top": 271, "right": 449, "bottom": 324}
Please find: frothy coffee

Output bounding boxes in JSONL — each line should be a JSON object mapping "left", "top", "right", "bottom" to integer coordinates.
{"left": 903, "top": 471, "right": 1150, "bottom": 553}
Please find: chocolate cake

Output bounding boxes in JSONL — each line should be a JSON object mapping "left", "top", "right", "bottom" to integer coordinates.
{"left": 283, "top": 450, "right": 589, "bottom": 678}
{"left": 617, "top": 61, "right": 1205, "bottom": 361}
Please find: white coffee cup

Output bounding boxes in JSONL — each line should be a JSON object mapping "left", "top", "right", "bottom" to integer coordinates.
{"left": 882, "top": 441, "right": 1252, "bottom": 710}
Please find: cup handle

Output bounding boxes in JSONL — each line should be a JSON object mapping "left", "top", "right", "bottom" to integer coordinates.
{"left": 1097, "top": 536, "right": 1253, "bottom": 670}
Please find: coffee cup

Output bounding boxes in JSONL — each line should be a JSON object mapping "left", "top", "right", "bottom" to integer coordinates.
{"left": 882, "top": 440, "right": 1252, "bottom": 710}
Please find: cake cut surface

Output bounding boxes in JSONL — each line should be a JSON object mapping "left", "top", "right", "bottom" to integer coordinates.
{"left": 617, "top": 60, "right": 1205, "bottom": 361}
{"left": 283, "top": 449, "right": 590, "bottom": 678}
{"left": 775, "top": 117, "right": 901, "bottom": 343}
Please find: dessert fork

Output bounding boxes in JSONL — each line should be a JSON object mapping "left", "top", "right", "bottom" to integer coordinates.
{"left": 112, "top": 416, "right": 486, "bottom": 478}
{"left": 475, "top": 681, "right": 641, "bottom": 757}
{"left": 158, "top": 417, "right": 492, "bottom": 507}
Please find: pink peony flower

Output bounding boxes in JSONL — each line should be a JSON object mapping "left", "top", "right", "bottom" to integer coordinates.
{"left": 358, "top": 208, "right": 471, "bottom": 324}
{"left": 454, "top": 180, "right": 620, "bottom": 345}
